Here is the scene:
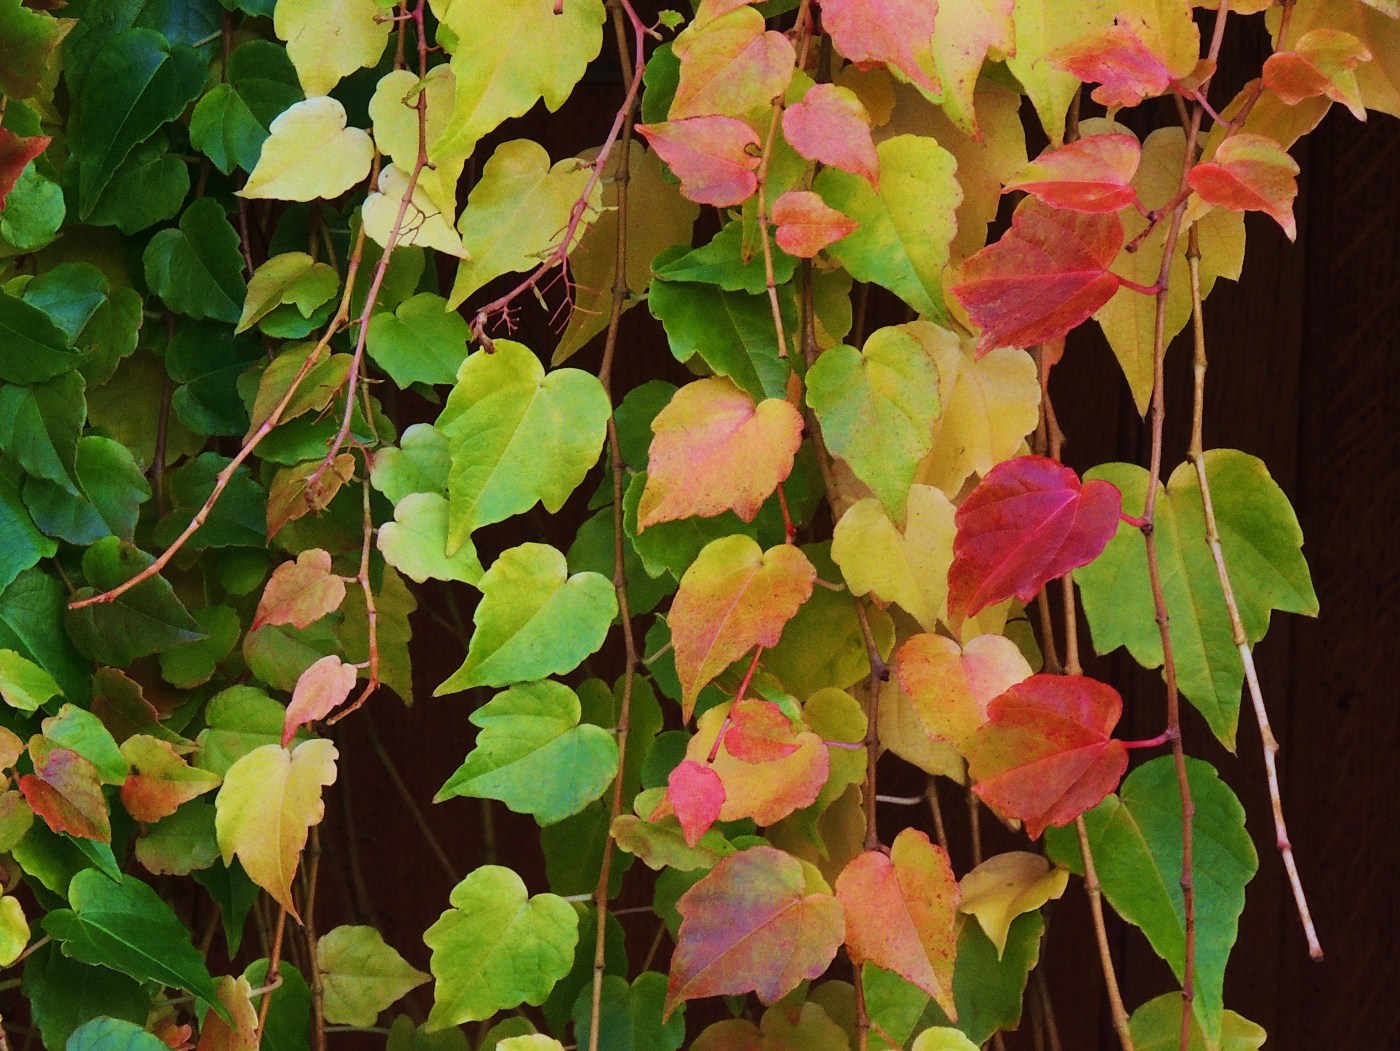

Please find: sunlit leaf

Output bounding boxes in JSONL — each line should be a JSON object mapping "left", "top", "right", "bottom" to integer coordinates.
{"left": 240, "top": 97, "right": 374, "bottom": 202}
{"left": 273, "top": 0, "right": 390, "bottom": 97}
{"left": 957, "top": 852, "right": 1068, "bottom": 958}
{"left": 1263, "top": 28, "right": 1371, "bottom": 120}
{"left": 1050, "top": 24, "right": 1174, "bottom": 108}
{"left": 282, "top": 656, "right": 358, "bottom": 745}
{"left": 120, "top": 735, "right": 220, "bottom": 823}
{"left": 782, "top": 83, "right": 878, "bottom": 185}
{"left": 19, "top": 738, "right": 109, "bottom": 841}
{"left": 1004, "top": 133, "right": 1142, "bottom": 212}
{"left": 823, "top": 0, "right": 939, "bottom": 96}
{"left": 1189, "top": 132, "right": 1300, "bottom": 239}
{"left": 1128, "top": 993, "right": 1267, "bottom": 1051}
{"left": 895, "top": 632, "right": 1032, "bottom": 748}
{"left": 637, "top": 117, "right": 761, "bottom": 207}
{"left": 670, "top": 4, "right": 795, "bottom": 119}
{"left": 930, "top": 0, "right": 1016, "bottom": 135}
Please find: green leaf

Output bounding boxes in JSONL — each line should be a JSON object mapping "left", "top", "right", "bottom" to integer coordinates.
{"left": 0, "top": 165, "right": 65, "bottom": 252}
{"left": 66, "top": 1017, "right": 169, "bottom": 1051}
{"left": 65, "top": 538, "right": 205, "bottom": 667}
{"left": 370, "top": 423, "right": 450, "bottom": 504}
{"left": 143, "top": 198, "right": 248, "bottom": 323}
{"left": 273, "top": 0, "right": 391, "bottom": 97}
{"left": 193, "top": 859, "right": 260, "bottom": 956}
{"left": 158, "top": 605, "right": 241, "bottom": 689}
{"left": 22, "top": 943, "right": 148, "bottom": 1051}
{"left": 423, "top": 865, "right": 579, "bottom": 1028}
{"left": 378, "top": 493, "right": 484, "bottom": 586}
{"left": 0, "top": 0, "right": 66, "bottom": 99}
{"left": 43, "top": 869, "right": 227, "bottom": 1017}
{"left": 438, "top": 341, "right": 610, "bottom": 546}
{"left": 22, "top": 263, "right": 143, "bottom": 385}
{"left": 43, "top": 704, "right": 127, "bottom": 784}
{"left": 567, "top": 505, "right": 675, "bottom": 617}
{"left": 1128, "top": 993, "right": 1267, "bottom": 1051}
{"left": 1045, "top": 757, "right": 1257, "bottom": 1047}
{"left": 0, "top": 648, "right": 61, "bottom": 711}
{"left": 154, "top": 453, "right": 267, "bottom": 549}
{"left": 194, "top": 686, "right": 291, "bottom": 778}
{"left": 0, "top": 893, "right": 28, "bottom": 967}
{"left": 622, "top": 472, "right": 777, "bottom": 582}
{"left": 654, "top": 220, "right": 799, "bottom": 295}
{"left": 0, "top": 288, "right": 80, "bottom": 383}
{"left": 1076, "top": 450, "right": 1317, "bottom": 747}
{"left": 0, "top": 370, "right": 85, "bottom": 488}
{"left": 571, "top": 972, "right": 685, "bottom": 1051}
{"left": 189, "top": 39, "right": 301, "bottom": 174}
{"left": 386, "top": 1015, "right": 473, "bottom": 1051}
{"left": 237, "top": 252, "right": 339, "bottom": 337}
{"left": 83, "top": 137, "right": 190, "bottom": 236}
{"left": 242, "top": 960, "right": 312, "bottom": 1051}
{"left": 134, "top": 800, "right": 219, "bottom": 876}
{"left": 435, "top": 543, "right": 616, "bottom": 695}
{"left": 436, "top": 680, "right": 620, "bottom": 824}
{"left": 319, "top": 925, "right": 430, "bottom": 1027}
{"left": 166, "top": 322, "right": 263, "bottom": 437}
{"left": 0, "top": 568, "right": 89, "bottom": 704}
{"left": 0, "top": 470, "right": 56, "bottom": 592}
{"left": 366, "top": 292, "right": 471, "bottom": 387}
{"left": 814, "top": 135, "right": 961, "bottom": 320}
{"left": 71, "top": 28, "right": 206, "bottom": 215}
{"left": 24, "top": 436, "right": 152, "bottom": 545}
{"left": 806, "top": 326, "right": 942, "bottom": 522}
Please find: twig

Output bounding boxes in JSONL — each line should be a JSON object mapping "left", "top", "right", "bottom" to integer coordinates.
{"left": 1076, "top": 816, "right": 1134, "bottom": 1051}
{"left": 926, "top": 778, "right": 948, "bottom": 853}
{"left": 328, "top": 472, "right": 381, "bottom": 724}
{"left": 256, "top": 906, "right": 288, "bottom": 1036}
{"left": 853, "top": 599, "right": 886, "bottom": 852}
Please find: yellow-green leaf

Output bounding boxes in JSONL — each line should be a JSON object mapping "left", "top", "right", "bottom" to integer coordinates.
{"left": 320, "top": 925, "right": 430, "bottom": 1027}
{"left": 957, "top": 852, "right": 1068, "bottom": 958}
{"left": 240, "top": 97, "right": 374, "bottom": 202}
{"left": 274, "top": 0, "right": 392, "bottom": 97}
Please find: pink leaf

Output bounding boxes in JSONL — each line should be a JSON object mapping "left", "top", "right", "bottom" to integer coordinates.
{"left": 637, "top": 117, "right": 761, "bottom": 207}
{"left": 821, "top": 0, "right": 940, "bottom": 96}
{"left": 19, "top": 740, "right": 109, "bottom": 842}
{"left": 282, "top": 656, "right": 358, "bottom": 745}
{"left": 771, "top": 190, "right": 858, "bottom": 257}
{"left": 252, "top": 548, "right": 347, "bottom": 631}
{"left": 1050, "top": 25, "right": 1173, "bottom": 108}
{"left": 662, "top": 759, "right": 726, "bottom": 847}
{"left": 724, "top": 699, "right": 802, "bottom": 762}
{"left": 1004, "top": 133, "right": 1142, "bottom": 213}
{"left": 1188, "top": 132, "right": 1300, "bottom": 240}
{"left": 781, "top": 83, "right": 879, "bottom": 186}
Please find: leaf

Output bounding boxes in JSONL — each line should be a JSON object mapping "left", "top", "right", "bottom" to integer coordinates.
{"left": 639, "top": 377, "right": 803, "bottom": 529}
{"left": 822, "top": 0, "right": 939, "bottom": 95}
{"left": 836, "top": 829, "right": 959, "bottom": 1017}
{"left": 0, "top": 473, "right": 55, "bottom": 593}
{"left": 957, "top": 853, "right": 1068, "bottom": 958}
{"left": 0, "top": 369, "right": 84, "bottom": 488}
{"left": 1004, "top": 133, "right": 1142, "bottom": 212}
{"left": 782, "top": 83, "right": 878, "bottom": 185}
{"left": 265, "top": 455, "right": 356, "bottom": 540}
{"left": 240, "top": 97, "right": 374, "bottom": 202}
{"left": 947, "top": 456, "right": 1122, "bottom": 624}
{"left": 0, "top": 128, "right": 47, "bottom": 208}
{"left": 666, "top": 846, "right": 844, "bottom": 1012}
{"left": 215, "top": 739, "right": 338, "bottom": 919}
{"left": 1128, "top": 993, "right": 1267, "bottom": 1051}
{"left": 423, "top": 865, "right": 579, "bottom": 1028}
{"left": 807, "top": 325, "right": 941, "bottom": 521}
{"left": 188, "top": 39, "right": 302, "bottom": 175}
{"left": 435, "top": 680, "right": 620, "bottom": 825}
{"left": 22, "top": 943, "right": 148, "bottom": 1050}
{"left": 964, "top": 674, "right": 1127, "bottom": 838}
{"left": 0, "top": 893, "right": 26, "bottom": 968}
{"left": 282, "top": 656, "right": 358, "bottom": 746}
{"left": 1075, "top": 451, "right": 1317, "bottom": 747}
{"left": 0, "top": 0, "right": 66, "bottom": 99}
{"left": 1263, "top": 28, "right": 1371, "bottom": 120}
{"left": 815, "top": 135, "right": 960, "bottom": 319}
{"left": 0, "top": 568, "right": 88, "bottom": 704}
{"left": 68, "top": 1018, "right": 169, "bottom": 1051}
{"left": 0, "top": 288, "right": 79, "bottom": 383}
{"left": 663, "top": 760, "right": 726, "bottom": 847}
{"left": 636, "top": 117, "right": 761, "bottom": 207}
{"left": 952, "top": 198, "right": 1125, "bottom": 355}
{"left": 273, "top": 0, "right": 391, "bottom": 97}
{"left": 253, "top": 550, "right": 347, "bottom": 632}
{"left": 379, "top": 493, "right": 484, "bottom": 586}
{"left": 319, "top": 925, "right": 429, "bottom": 1027}
{"left": 366, "top": 294, "right": 469, "bottom": 391}
{"left": 120, "top": 735, "right": 221, "bottom": 823}
{"left": 1049, "top": 24, "right": 1174, "bottom": 108}
{"left": 362, "top": 164, "right": 468, "bottom": 257}
{"left": 572, "top": 971, "right": 686, "bottom": 1051}
{"left": 1045, "top": 758, "right": 1257, "bottom": 1047}
{"left": 237, "top": 253, "right": 339, "bottom": 337}
{"left": 930, "top": 0, "right": 1016, "bottom": 135}
{"left": 143, "top": 198, "right": 248, "bottom": 324}
{"left": 669, "top": 5, "right": 795, "bottom": 119}
{"left": 670, "top": 537, "right": 815, "bottom": 718}
{"left": 19, "top": 739, "right": 110, "bottom": 841}
{"left": 1188, "top": 132, "right": 1300, "bottom": 239}
{"left": 435, "top": 544, "right": 617, "bottom": 695}
{"left": 438, "top": 340, "right": 611, "bottom": 546}
{"left": 0, "top": 648, "right": 60, "bottom": 711}
{"left": 197, "top": 976, "right": 259, "bottom": 1051}
{"left": 135, "top": 802, "right": 219, "bottom": 877}
{"left": 1004, "top": 0, "right": 1119, "bottom": 142}
{"left": 895, "top": 632, "right": 1032, "bottom": 747}
{"left": 770, "top": 190, "right": 857, "bottom": 258}
{"left": 691, "top": 1002, "right": 847, "bottom": 1051}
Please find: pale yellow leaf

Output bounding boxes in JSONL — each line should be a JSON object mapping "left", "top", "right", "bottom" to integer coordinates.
{"left": 274, "top": 0, "right": 392, "bottom": 97}
{"left": 240, "top": 97, "right": 374, "bottom": 202}
{"left": 958, "top": 851, "right": 1068, "bottom": 957}
{"left": 369, "top": 67, "right": 464, "bottom": 219}
{"left": 0, "top": 894, "right": 27, "bottom": 967}
{"left": 196, "top": 976, "right": 258, "bottom": 1051}
{"left": 1119, "top": 0, "right": 1201, "bottom": 78}
{"left": 363, "top": 164, "right": 468, "bottom": 257}
{"left": 930, "top": 0, "right": 1015, "bottom": 136}
{"left": 876, "top": 674, "right": 966, "bottom": 781}
{"left": 1005, "top": 0, "right": 1119, "bottom": 143}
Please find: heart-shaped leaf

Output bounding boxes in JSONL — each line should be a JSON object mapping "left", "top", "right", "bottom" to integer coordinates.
{"left": 1189, "top": 132, "right": 1300, "bottom": 240}
{"left": 781, "top": 83, "right": 878, "bottom": 185}
{"left": 253, "top": 549, "right": 346, "bottom": 632}
{"left": 895, "top": 632, "right": 1032, "bottom": 748}
{"left": 822, "top": 0, "right": 940, "bottom": 96}
{"left": 957, "top": 852, "right": 1069, "bottom": 958}
{"left": 771, "top": 190, "right": 858, "bottom": 258}
{"left": 240, "top": 97, "right": 374, "bottom": 202}
{"left": 1263, "top": 28, "right": 1370, "bottom": 120}
{"left": 282, "top": 656, "right": 358, "bottom": 745}
{"left": 662, "top": 759, "right": 725, "bottom": 848}
{"left": 319, "top": 925, "right": 429, "bottom": 1027}
{"left": 20, "top": 738, "right": 109, "bottom": 841}
{"left": 669, "top": 5, "right": 795, "bottom": 119}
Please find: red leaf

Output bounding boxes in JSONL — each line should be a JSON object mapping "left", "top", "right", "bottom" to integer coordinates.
{"left": 771, "top": 190, "right": 858, "bottom": 258}
{"left": 1050, "top": 25, "right": 1173, "bottom": 108}
{"left": 1004, "top": 133, "right": 1142, "bottom": 213}
{"left": 252, "top": 548, "right": 347, "bottom": 631}
{"left": 1263, "top": 29, "right": 1371, "bottom": 122}
{"left": 724, "top": 699, "right": 802, "bottom": 762}
{"left": 950, "top": 198, "right": 1125, "bottom": 356}
{"left": 19, "top": 739, "right": 110, "bottom": 842}
{"left": 1188, "top": 132, "right": 1300, "bottom": 240}
{"left": 0, "top": 129, "right": 48, "bottom": 209}
{"left": 964, "top": 674, "right": 1128, "bottom": 838}
{"left": 821, "top": 0, "right": 940, "bottom": 96}
{"left": 947, "top": 455, "right": 1122, "bottom": 625}
{"left": 282, "top": 655, "right": 358, "bottom": 745}
{"left": 637, "top": 117, "right": 760, "bottom": 207}
{"left": 781, "top": 83, "right": 879, "bottom": 186}
{"left": 666, "top": 845, "right": 845, "bottom": 1014}
{"left": 661, "top": 759, "right": 726, "bottom": 847}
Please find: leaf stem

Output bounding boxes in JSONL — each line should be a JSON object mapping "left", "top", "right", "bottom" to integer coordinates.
{"left": 256, "top": 906, "right": 288, "bottom": 1037}
{"left": 853, "top": 599, "right": 886, "bottom": 852}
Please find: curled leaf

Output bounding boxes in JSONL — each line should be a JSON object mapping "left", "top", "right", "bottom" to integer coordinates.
{"left": 1004, "top": 133, "right": 1142, "bottom": 212}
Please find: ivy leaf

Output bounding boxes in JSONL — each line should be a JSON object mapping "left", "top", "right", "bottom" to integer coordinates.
{"left": 930, "top": 0, "right": 1017, "bottom": 136}
{"left": 1050, "top": 25, "right": 1174, "bottom": 108}
{"left": 435, "top": 544, "right": 616, "bottom": 695}
{"left": 965, "top": 674, "right": 1128, "bottom": 839}
{"left": 167, "top": 323, "right": 262, "bottom": 438}
{"left": 952, "top": 198, "right": 1125, "bottom": 355}
{"left": 654, "top": 219, "right": 799, "bottom": 295}
{"left": 0, "top": 0, "right": 67, "bottom": 100}
{"left": 66, "top": 538, "right": 205, "bottom": 667}
{"left": 1045, "top": 758, "right": 1257, "bottom": 1047}
{"left": 22, "top": 263, "right": 142, "bottom": 386}
{"left": 282, "top": 656, "right": 358, "bottom": 746}
{"left": 807, "top": 324, "right": 942, "bottom": 521}
{"left": 691, "top": 1003, "right": 846, "bottom": 1051}
{"left": 19, "top": 738, "right": 109, "bottom": 841}
{"left": 424, "top": 865, "right": 579, "bottom": 1028}
{"left": 362, "top": 164, "right": 468, "bottom": 257}
{"left": 0, "top": 128, "right": 47, "bottom": 207}
{"left": 815, "top": 135, "right": 960, "bottom": 319}
{"left": 947, "top": 456, "right": 1122, "bottom": 625}
{"left": 119, "top": 735, "right": 221, "bottom": 824}
{"left": 572, "top": 972, "right": 685, "bottom": 1051}
{"left": 197, "top": 975, "right": 259, "bottom": 1051}
{"left": 189, "top": 39, "right": 302, "bottom": 175}
{"left": 215, "top": 739, "right": 338, "bottom": 919}
{"left": 319, "top": 925, "right": 429, "bottom": 1027}
{"left": 195, "top": 686, "right": 291, "bottom": 778}
{"left": 0, "top": 893, "right": 26, "bottom": 968}
{"left": 1004, "top": 133, "right": 1142, "bottom": 212}
{"left": 1004, "top": 0, "right": 1117, "bottom": 142}
{"left": 237, "top": 253, "right": 339, "bottom": 337}
{"left": 639, "top": 377, "right": 803, "bottom": 529}
{"left": 957, "top": 853, "right": 1068, "bottom": 959}
{"left": 440, "top": 342, "right": 609, "bottom": 546}
{"left": 1128, "top": 993, "right": 1267, "bottom": 1051}
{"left": 637, "top": 117, "right": 761, "bottom": 207}
{"left": 1263, "top": 28, "right": 1371, "bottom": 120}
{"left": 378, "top": 493, "right": 484, "bottom": 586}
{"left": 0, "top": 289, "right": 80, "bottom": 383}
{"left": 782, "top": 83, "right": 878, "bottom": 185}
{"left": 69, "top": 1017, "right": 176, "bottom": 1051}
{"left": 0, "top": 369, "right": 84, "bottom": 488}
{"left": 669, "top": 4, "right": 795, "bottom": 119}
{"left": 670, "top": 537, "right": 815, "bottom": 718}
{"left": 911, "top": 1030, "right": 979, "bottom": 1051}
{"left": 663, "top": 760, "right": 726, "bottom": 848}
{"left": 771, "top": 190, "right": 857, "bottom": 258}
{"left": 143, "top": 198, "right": 248, "bottom": 324}
{"left": 668, "top": 846, "right": 843, "bottom": 1013}
{"left": 836, "top": 829, "right": 959, "bottom": 1017}
{"left": 822, "top": 0, "right": 939, "bottom": 96}
{"left": 273, "top": 0, "right": 391, "bottom": 97}
{"left": 367, "top": 294, "right": 470, "bottom": 390}
{"left": 239, "top": 97, "right": 374, "bottom": 202}
{"left": 436, "top": 680, "right": 619, "bottom": 824}
{"left": 0, "top": 568, "right": 88, "bottom": 704}
{"left": 0, "top": 648, "right": 60, "bottom": 711}
{"left": 369, "top": 67, "right": 463, "bottom": 216}
{"left": 895, "top": 633, "right": 1032, "bottom": 748}
{"left": 22, "top": 943, "right": 148, "bottom": 1050}
{"left": 1188, "top": 132, "right": 1300, "bottom": 239}
{"left": 253, "top": 550, "right": 346, "bottom": 632}
{"left": 0, "top": 472, "right": 55, "bottom": 593}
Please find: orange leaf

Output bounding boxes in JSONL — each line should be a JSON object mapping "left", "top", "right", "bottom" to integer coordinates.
{"left": 120, "top": 735, "right": 221, "bottom": 823}
{"left": 196, "top": 976, "right": 258, "bottom": 1051}
{"left": 1263, "top": 29, "right": 1371, "bottom": 121}
{"left": 1189, "top": 132, "right": 1300, "bottom": 240}
{"left": 638, "top": 377, "right": 803, "bottom": 528}
{"left": 19, "top": 738, "right": 109, "bottom": 842}
{"left": 771, "top": 190, "right": 858, "bottom": 258}
{"left": 781, "top": 83, "right": 879, "bottom": 185}
{"left": 895, "top": 633, "right": 1033, "bottom": 748}
{"left": 822, "top": 0, "right": 940, "bottom": 96}
{"left": 724, "top": 699, "right": 802, "bottom": 762}
{"left": 252, "top": 548, "right": 347, "bottom": 631}
{"left": 637, "top": 117, "right": 761, "bottom": 207}
{"left": 1004, "top": 133, "right": 1142, "bottom": 213}
{"left": 660, "top": 759, "right": 726, "bottom": 847}
{"left": 964, "top": 674, "right": 1128, "bottom": 838}
{"left": 666, "top": 846, "right": 844, "bottom": 1013}
{"left": 1050, "top": 25, "right": 1173, "bottom": 108}
{"left": 834, "top": 828, "right": 960, "bottom": 1018}
{"left": 685, "top": 703, "right": 829, "bottom": 826}
{"left": 671, "top": 5, "right": 796, "bottom": 120}
{"left": 0, "top": 129, "right": 48, "bottom": 209}
{"left": 283, "top": 656, "right": 359, "bottom": 745}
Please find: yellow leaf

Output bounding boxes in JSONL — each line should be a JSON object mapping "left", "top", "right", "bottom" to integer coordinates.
{"left": 875, "top": 673, "right": 966, "bottom": 780}
{"left": 1278, "top": 0, "right": 1400, "bottom": 119}
{"left": 0, "top": 894, "right": 28, "bottom": 967}
{"left": 1119, "top": 0, "right": 1201, "bottom": 78}
{"left": 362, "top": 164, "right": 468, "bottom": 258}
{"left": 895, "top": 633, "right": 1032, "bottom": 748}
{"left": 958, "top": 851, "right": 1069, "bottom": 958}
{"left": 685, "top": 703, "right": 829, "bottom": 826}
{"left": 215, "top": 739, "right": 338, "bottom": 919}
{"left": 240, "top": 97, "right": 373, "bottom": 202}
{"left": 369, "top": 67, "right": 464, "bottom": 220}
{"left": 1005, "top": 0, "right": 1119, "bottom": 143}
{"left": 196, "top": 976, "right": 258, "bottom": 1051}
{"left": 930, "top": 0, "right": 1015, "bottom": 136}
{"left": 274, "top": 0, "right": 392, "bottom": 97}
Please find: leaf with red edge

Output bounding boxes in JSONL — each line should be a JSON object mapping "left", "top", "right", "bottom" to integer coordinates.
{"left": 1188, "top": 132, "right": 1300, "bottom": 240}
{"left": 282, "top": 655, "right": 358, "bottom": 746}
{"left": 19, "top": 738, "right": 110, "bottom": 841}
{"left": 947, "top": 455, "right": 1123, "bottom": 625}
{"left": 636, "top": 117, "right": 760, "bottom": 207}
{"left": 120, "top": 735, "right": 220, "bottom": 823}
{"left": 685, "top": 702, "right": 829, "bottom": 826}
{"left": 822, "top": 0, "right": 940, "bottom": 97}
{"left": 724, "top": 699, "right": 802, "bottom": 762}
{"left": 951, "top": 198, "right": 1125, "bottom": 356}
{"left": 1263, "top": 29, "right": 1371, "bottom": 121}
{"left": 964, "top": 674, "right": 1128, "bottom": 838}
{"left": 1004, "top": 133, "right": 1142, "bottom": 213}
{"left": 251, "top": 548, "right": 347, "bottom": 631}
{"left": 834, "top": 828, "right": 960, "bottom": 1018}
{"left": 895, "top": 632, "right": 1032, "bottom": 748}
{"left": 771, "top": 190, "right": 858, "bottom": 258}
{"left": 661, "top": 759, "right": 726, "bottom": 847}
{"left": 666, "top": 845, "right": 845, "bottom": 1014}
{"left": 670, "top": 537, "right": 815, "bottom": 718}
{"left": 1050, "top": 25, "right": 1173, "bottom": 108}
{"left": 671, "top": 5, "right": 796, "bottom": 119}
{"left": 781, "top": 83, "right": 879, "bottom": 185}
{"left": 638, "top": 377, "right": 803, "bottom": 529}
{"left": 0, "top": 129, "right": 48, "bottom": 208}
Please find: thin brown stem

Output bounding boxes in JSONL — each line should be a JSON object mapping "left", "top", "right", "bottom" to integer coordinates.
{"left": 967, "top": 789, "right": 983, "bottom": 866}
{"left": 754, "top": 97, "right": 790, "bottom": 361}
{"left": 925, "top": 778, "right": 948, "bottom": 853}
{"left": 328, "top": 473, "right": 380, "bottom": 724}
{"left": 303, "top": 828, "right": 327, "bottom": 1051}
{"left": 1076, "top": 816, "right": 1134, "bottom": 1051}
{"left": 853, "top": 600, "right": 886, "bottom": 852}
{"left": 853, "top": 960, "right": 870, "bottom": 1051}
{"left": 256, "top": 906, "right": 288, "bottom": 1036}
